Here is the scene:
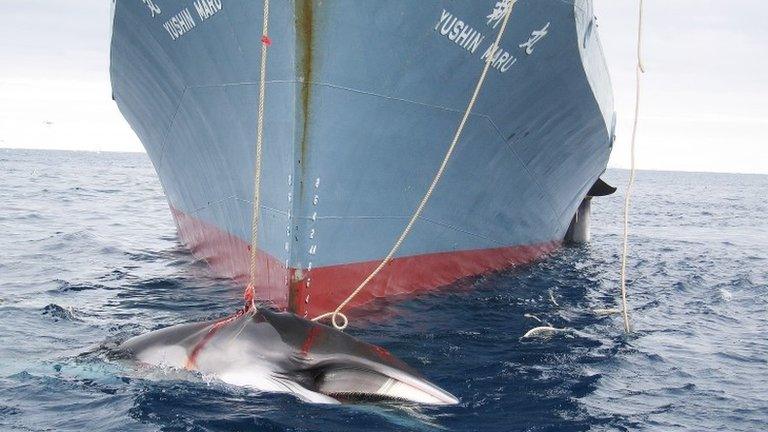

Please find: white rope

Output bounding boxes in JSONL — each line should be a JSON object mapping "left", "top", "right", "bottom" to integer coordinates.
{"left": 619, "top": 0, "right": 645, "bottom": 333}
{"left": 247, "top": 0, "right": 271, "bottom": 305}
{"left": 521, "top": 326, "right": 567, "bottom": 339}
{"left": 524, "top": 313, "right": 543, "bottom": 323}
{"left": 593, "top": 308, "right": 623, "bottom": 316}
{"left": 313, "top": 1, "right": 519, "bottom": 330}
{"left": 548, "top": 289, "right": 559, "bottom": 307}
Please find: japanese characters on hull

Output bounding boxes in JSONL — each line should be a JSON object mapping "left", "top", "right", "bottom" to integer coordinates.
{"left": 434, "top": 0, "right": 551, "bottom": 74}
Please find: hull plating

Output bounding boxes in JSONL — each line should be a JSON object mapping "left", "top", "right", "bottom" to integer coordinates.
{"left": 110, "top": 0, "right": 614, "bottom": 313}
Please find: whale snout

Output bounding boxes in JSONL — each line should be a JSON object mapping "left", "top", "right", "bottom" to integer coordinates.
{"left": 314, "top": 365, "right": 459, "bottom": 405}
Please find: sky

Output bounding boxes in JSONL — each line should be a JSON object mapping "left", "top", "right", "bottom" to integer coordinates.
{"left": 0, "top": 1, "right": 765, "bottom": 174}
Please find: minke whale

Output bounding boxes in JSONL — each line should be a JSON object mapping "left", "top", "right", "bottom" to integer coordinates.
{"left": 114, "top": 307, "right": 458, "bottom": 405}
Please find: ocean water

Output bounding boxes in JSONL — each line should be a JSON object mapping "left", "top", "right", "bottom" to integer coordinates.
{"left": 0, "top": 148, "right": 766, "bottom": 432}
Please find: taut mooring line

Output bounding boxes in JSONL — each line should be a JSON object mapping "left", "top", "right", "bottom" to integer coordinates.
{"left": 246, "top": 0, "right": 272, "bottom": 308}
{"left": 619, "top": 0, "right": 646, "bottom": 333}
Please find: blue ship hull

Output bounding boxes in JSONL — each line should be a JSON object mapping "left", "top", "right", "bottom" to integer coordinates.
{"left": 110, "top": 0, "right": 614, "bottom": 316}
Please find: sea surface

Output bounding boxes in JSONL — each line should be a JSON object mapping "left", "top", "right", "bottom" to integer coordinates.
{"left": 0, "top": 149, "right": 766, "bottom": 432}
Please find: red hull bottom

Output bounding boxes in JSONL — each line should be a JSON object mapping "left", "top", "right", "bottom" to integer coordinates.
{"left": 171, "top": 207, "right": 560, "bottom": 318}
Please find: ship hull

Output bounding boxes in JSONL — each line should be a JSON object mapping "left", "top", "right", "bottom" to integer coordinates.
{"left": 110, "top": 0, "right": 614, "bottom": 317}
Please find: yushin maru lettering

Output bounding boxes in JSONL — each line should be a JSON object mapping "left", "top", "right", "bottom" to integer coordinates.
{"left": 435, "top": 10, "right": 485, "bottom": 54}
{"left": 481, "top": 44, "right": 517, "bottom": 72}
{"left": 194, "top": 0, "right": 223, "bottom": 21}
{"left": 434, "top": 8, "right": 535, "bottom": 73}
{"left": 163, "top": 8, "right": 197, "bottom": 41}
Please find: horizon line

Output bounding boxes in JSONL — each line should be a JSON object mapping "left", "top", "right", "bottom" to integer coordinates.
{"left": 2, "top": 146, "right": 766, "bottom": 177}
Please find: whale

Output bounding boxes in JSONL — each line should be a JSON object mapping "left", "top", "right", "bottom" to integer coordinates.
{"left": 113, "top": 307, "right": 458, "bottom": 405}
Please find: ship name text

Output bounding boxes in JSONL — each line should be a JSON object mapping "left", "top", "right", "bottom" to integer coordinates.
{"left": 162, "top": 1, "right": 223, "bottom": 41}
{"left": 432, "top": 5, "right": 551, "bottom": 74}
{"left": 163, "top": 8, "right": 197, "bottom": 41}
{"left": 481, "top": 43, "right": 517, "bottom": 73}
{"left": 434, "top": 9, "right": 485, "bottom": 54}
{"left": 194, "top": 0, "right": 223, "bottom": 22}
{"left": 519, "top": 22, "right": 550, "bottom": 55}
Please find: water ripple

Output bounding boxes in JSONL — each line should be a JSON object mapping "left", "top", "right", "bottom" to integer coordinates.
{"left": 0, "top": 151, "right": 766, "bottom": 431}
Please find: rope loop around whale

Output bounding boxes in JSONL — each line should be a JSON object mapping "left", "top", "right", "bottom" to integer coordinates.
{"left": 313, "top": 310, "right": 349, "bottom": 331}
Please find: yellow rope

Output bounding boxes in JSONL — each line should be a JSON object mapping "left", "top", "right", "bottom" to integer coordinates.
{"left": 313, "top": 1, "right": 519, "bottom": 330}
{"left": 619, "top": 0, "right": 645, "bottom": 333}
{"left": 247, "top": 0, "right": 271, "bottom": 306}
